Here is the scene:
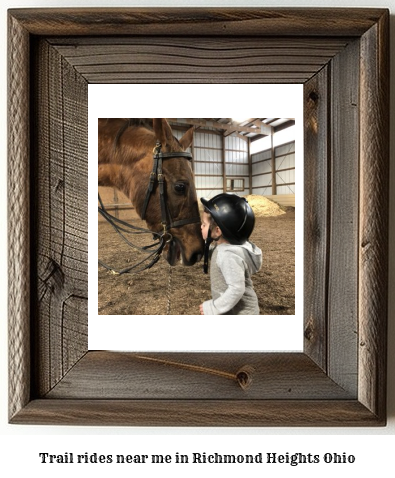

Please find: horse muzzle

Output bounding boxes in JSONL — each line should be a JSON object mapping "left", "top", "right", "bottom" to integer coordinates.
{"left": 165, "top": 237, "right": 203, "bottom": 266}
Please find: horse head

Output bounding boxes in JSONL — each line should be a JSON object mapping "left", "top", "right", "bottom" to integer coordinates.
{"left": 148, "top": 119, "right": 204, "bottom": 266}
{"left": 98, "top": 118, "right": 204, "bottom": 266}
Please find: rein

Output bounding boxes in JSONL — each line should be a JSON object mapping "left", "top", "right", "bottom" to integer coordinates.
{"left": 98, "top": 134, "right": 200, "bottom": 275}
{"left": 98, "top": 193, "right": 166, "bottom": 274}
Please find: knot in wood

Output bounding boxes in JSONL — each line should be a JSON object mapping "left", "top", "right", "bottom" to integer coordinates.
{"left": 236, "top": 365, "right": 255, "bottom": 390}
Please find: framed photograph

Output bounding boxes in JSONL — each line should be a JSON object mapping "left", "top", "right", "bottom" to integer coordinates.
{"left": 90, "top": 85, "right": 303, "bottom": 351}
{"left": 8, "top": 8, "right": 389, "bottom": 426}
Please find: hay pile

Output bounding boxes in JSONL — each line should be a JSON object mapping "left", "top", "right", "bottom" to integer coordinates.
{"left": 244, "top": 194, "right": 286, "bottom": 217}
{"left": 199, "top": 194, "right": 286, "bottom": 217}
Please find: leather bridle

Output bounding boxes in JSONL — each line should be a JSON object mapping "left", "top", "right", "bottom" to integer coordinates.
{"left": 98, "top": 138, "right": 201, "bottom": 274}
{"left": 141, "top": 141, "right": 201, "bottom": 235}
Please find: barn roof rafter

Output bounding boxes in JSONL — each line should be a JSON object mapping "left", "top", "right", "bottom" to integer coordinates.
{"left": 168, "top": 118, "right": 295, "bottom": 141}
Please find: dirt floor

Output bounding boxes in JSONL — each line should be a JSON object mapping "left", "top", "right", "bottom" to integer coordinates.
{"left": 98, "top": 200, "right": 295, "bottom": 316}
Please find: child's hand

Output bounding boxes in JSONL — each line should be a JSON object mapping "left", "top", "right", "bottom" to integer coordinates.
{"left": 199, "top": 304, "right": 204, "bottom": 315}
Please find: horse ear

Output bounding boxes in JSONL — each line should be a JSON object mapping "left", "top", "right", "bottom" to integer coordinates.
{"left": 179, "top": 126, "right": 194, "bottom": 150}
{"left": 152, "top": 118, "right": 174, "bottom": 146}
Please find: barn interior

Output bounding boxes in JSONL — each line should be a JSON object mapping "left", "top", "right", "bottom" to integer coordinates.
{"left": 98, "top": 118, "right": 296, "bottom": 315}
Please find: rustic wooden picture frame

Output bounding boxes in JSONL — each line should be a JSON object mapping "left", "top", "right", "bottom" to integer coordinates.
{"left": 8, "top": 8, "right": 389, "bottom": 426}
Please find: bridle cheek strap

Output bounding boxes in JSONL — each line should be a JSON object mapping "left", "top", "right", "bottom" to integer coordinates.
{"left": 203, "top": 229, "right": 214, "bottom": 274}
{"left": 141, "top": 142, "right": 201, "bottom": 234}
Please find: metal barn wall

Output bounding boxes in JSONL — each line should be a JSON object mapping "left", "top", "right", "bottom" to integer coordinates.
{"left": 251, "top": 140, "right": 295, "bottom": 196}
{"left": 174, "top": 128, "right": 250, "bottom": 200}
{"left": 224, "top": 135, "right": 250, "bottom": 197}
{"left": 193, "top": 130, "right": 223, "bottom": 199}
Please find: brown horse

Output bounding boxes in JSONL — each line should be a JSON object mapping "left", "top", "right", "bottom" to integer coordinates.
{"left": 98, "top": 118, "right": 204, "bottom": 266}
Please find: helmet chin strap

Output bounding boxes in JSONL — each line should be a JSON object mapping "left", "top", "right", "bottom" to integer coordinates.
{"left": 203, "top": 228, "right": 222, "bottom": 274}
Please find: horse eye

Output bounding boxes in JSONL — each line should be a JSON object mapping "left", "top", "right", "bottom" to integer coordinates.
{"left": 174, "top": 182, "right": 187, "bottom": 194}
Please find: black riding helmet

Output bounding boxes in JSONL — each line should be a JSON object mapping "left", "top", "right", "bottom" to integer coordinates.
{"left": 200, "top": 193, "right": 255, "bottom": 245}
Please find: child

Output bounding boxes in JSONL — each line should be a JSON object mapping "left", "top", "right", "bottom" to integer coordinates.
{"left": 199, "top": 193, "right": 262, "bottom": 315}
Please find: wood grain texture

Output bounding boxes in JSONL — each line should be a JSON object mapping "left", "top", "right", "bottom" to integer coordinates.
{"left": 8, "top": 8, "right": 387, "bottom": 37}
{"left": 49, "top": 37, "right": 350, "bottom": 84}
{"left": 46, "top": 352, "right": 354, "bottom": 400}
{"left": 303, "top": 67, "right": 330, "bottom": 371}
{"left": 327, "top": 39, "right": 359, "bottom": 396}
{"left": 11, "top": 399, "right": 383, "bottom": 427}
{"left": 358, "top": 11, "right": 389, "bottom": 420}
{"left": 7, "top": 7, "right": 389, "bottom": 426}
{"left": 8, "top": 13, "right": 31, "bottom": 421}
{"left": 30, "top": 39, "right": 88, "bottom": 397}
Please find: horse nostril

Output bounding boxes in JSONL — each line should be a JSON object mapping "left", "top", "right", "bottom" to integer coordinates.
{"left": 190, "top": 252, "right": 203, "bottom": 265}
{"left": 183, "top": 251, "right": 202, "bottom": 266}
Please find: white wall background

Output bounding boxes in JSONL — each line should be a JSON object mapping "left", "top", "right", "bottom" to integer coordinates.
{"left": 1, "top": 0, "right": 394, "bottom": 476}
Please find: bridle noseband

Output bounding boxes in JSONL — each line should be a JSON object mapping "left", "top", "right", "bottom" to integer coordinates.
{"left": 98, "top": 139, "right": 201, "bottom": 274}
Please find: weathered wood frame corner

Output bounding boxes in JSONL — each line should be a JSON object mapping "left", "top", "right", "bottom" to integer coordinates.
{"left": 8, "top": 8, "right": 389, "bottom": 426}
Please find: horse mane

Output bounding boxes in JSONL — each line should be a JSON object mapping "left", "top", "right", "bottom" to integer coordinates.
{"left": 112, "top": 119, "right": 153, "bottom": 152}
{"left": 127, "top": 118, "right": 153, "bottom": 129}
{"left": 113, "top": 119, "right": 182, "bottom": 152}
